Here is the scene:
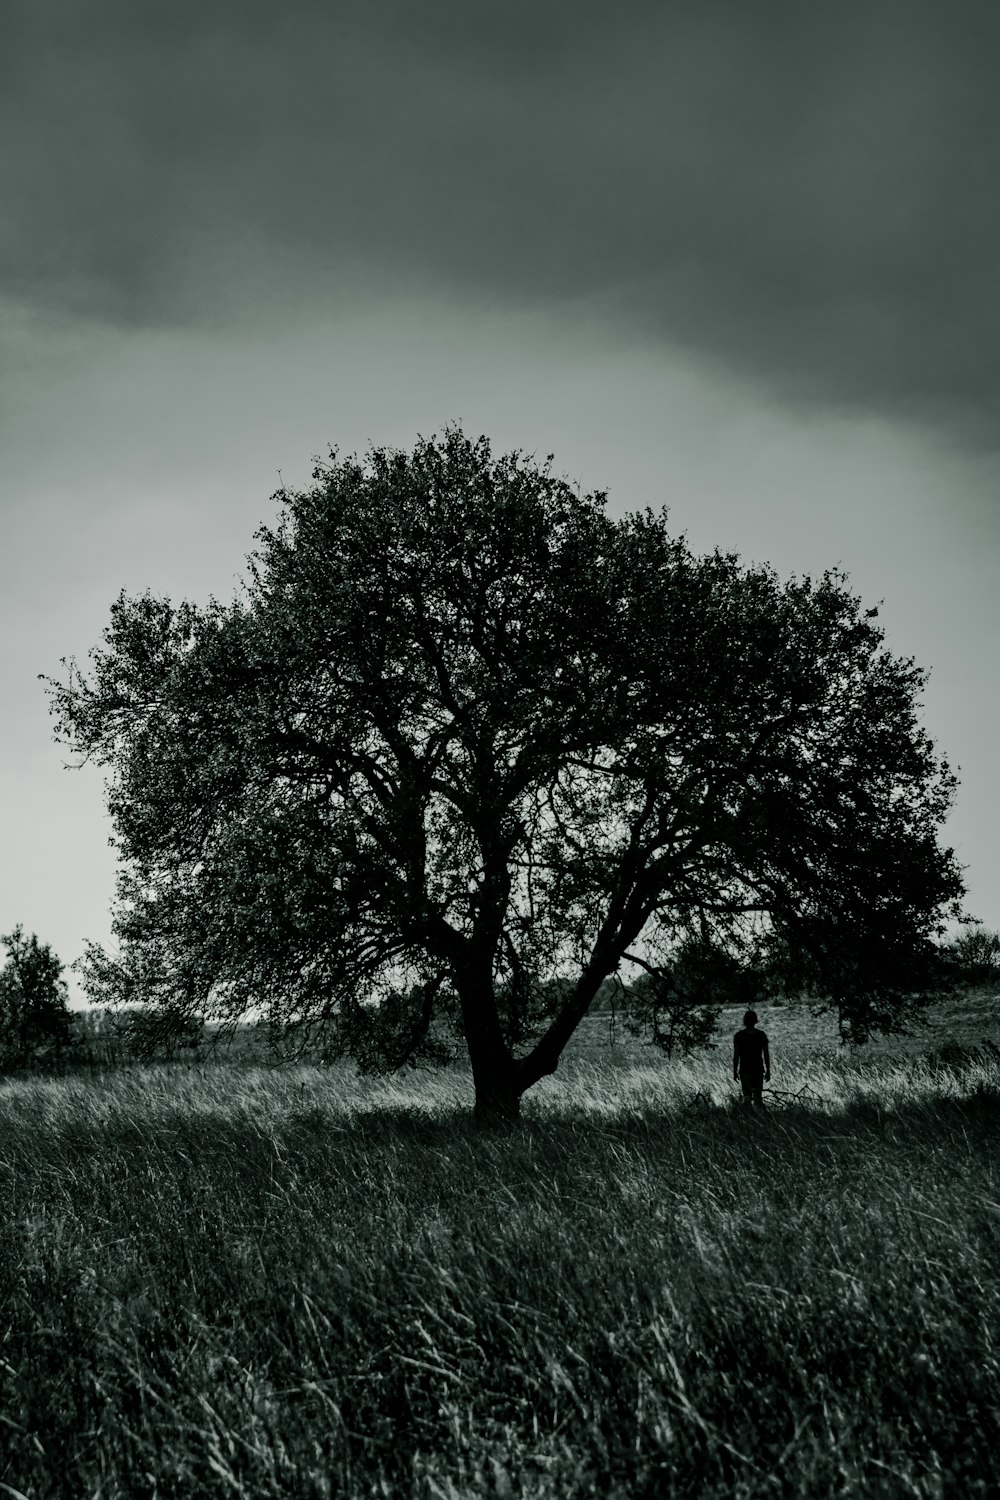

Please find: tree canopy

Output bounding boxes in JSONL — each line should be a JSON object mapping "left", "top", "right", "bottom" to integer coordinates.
{"left": 45, "top": 427, "right": 965, "bottom": 1119}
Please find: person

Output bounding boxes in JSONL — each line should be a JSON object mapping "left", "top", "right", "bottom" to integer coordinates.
{"left": 733, "top": 1009, "right": 770, "bottom": 1105}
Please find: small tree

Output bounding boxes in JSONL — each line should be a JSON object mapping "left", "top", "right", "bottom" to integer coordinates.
{"left": 111, "top": 1006, "right": 205, "bottom": 1062}
{"left": 623, "top": 934, "right": 767, "bottom": 1059}
{"left": 0, "top": 927, "right": 73, "bottom": 1071}
{"left": 45, "top": 427, "right": 965, "bottom": 1120}
{"left": 944, "top": 925, "right": 1000, "bottom": 989}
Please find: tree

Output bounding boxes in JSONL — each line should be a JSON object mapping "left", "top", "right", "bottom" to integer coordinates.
{"left": 0, "top": 927, "right": 73, "bottom": 1071}
{"left": 622, "top": 935, "right": 767, "bottom": 1060}
{"left": 943, "top": 925, "right": 1000, "bottom": 989}
{"left": 110, "top": 1006, "right": 205, "bottom": 1063}
{"left": 45, "top": 427, "right": 965, "bottom": 1120}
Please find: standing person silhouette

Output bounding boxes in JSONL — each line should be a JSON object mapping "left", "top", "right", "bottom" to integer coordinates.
{"left": 733, "top": 1010, "right": 770, "bottom": 1106}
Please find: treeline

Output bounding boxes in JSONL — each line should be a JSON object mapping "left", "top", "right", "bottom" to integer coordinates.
{"left": 1, "top": 925, "right": 998, "bottom": 1077}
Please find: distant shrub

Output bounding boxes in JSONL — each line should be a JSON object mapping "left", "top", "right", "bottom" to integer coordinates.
{"left": 925, "top": 1038, "right": 1000, "bottom": 1073}
{"left": 0, "top": 927, "right": 73, "bottom": 1072}
{"left": 620, "top": 937, "right": 767, "bottom": 1058}
{"left": 944, "top": 926, "right": 1000, "bottom": 989}
{"left": 111, "top": 1006, "right": 205, "bottom": 1062}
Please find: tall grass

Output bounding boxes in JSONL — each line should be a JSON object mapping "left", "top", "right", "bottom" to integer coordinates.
{"left": 0, "top": 1046, "right": 998, "bottom": 1497}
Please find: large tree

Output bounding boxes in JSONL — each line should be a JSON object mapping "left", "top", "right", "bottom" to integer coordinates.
{"left": 45, "top": 428, "right": 964, "bottom": 1119}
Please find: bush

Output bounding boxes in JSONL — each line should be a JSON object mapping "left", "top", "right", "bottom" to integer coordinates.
{"left": 926, "top": 1038, "right": 1000, "bottom": 1073}
{"left": 945, "top": 926, "right": 1000, "bottom": 989}
{"left": 0, "top": 927, "right": 73, "bottom": 1071}
{"left": 110, "top": 1006, "right": 205, "bottom": 1062}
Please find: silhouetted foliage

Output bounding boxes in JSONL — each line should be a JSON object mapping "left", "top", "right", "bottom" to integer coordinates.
{"left": 622, "top": 935, "right": 766, "bottom": 1058}
{"left": 943, "top": 925, "right": 1000, "bottom": 989}
{"left": 0, "top": 927, "right": 73, "bottom": 1071}
{"left": 110, "top": 1006, "right": 205, "bottom": 1063}
{"left": 45, "top": 427, "right": 965, "bottom": 1119}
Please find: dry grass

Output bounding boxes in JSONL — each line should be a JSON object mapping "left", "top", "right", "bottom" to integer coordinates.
{"left": 1, "top": 997, "right": 998, "bottom": 1497}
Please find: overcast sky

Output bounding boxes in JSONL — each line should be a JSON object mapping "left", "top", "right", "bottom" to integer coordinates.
{"left": 3, "top": 1, "right": 998, "bottom": 999}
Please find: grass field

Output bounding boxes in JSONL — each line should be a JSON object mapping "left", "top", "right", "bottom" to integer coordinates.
{"left": 2, "top": 995, "right": 999, "bottom": 1497}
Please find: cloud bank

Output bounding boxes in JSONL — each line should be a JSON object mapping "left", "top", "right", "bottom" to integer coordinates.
{"left": 3, "top": 0, "right": 998, "bottom": 437}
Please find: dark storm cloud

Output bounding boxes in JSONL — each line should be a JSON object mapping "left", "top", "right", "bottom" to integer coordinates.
{"left": 4, "top": 0, "right": 999, "bottom": 433}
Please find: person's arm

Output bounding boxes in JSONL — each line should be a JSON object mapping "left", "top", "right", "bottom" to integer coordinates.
{"left": 733, "top": 1035, "right": 740, "bottom": 1081}
{"left": 763, "top": 1036, "right": 771, "bottom": 1082}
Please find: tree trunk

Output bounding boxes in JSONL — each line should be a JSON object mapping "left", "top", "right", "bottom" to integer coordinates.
{"left": 520, "top": 956, "right": 613, "bottom": 1091}
{"left": 457, "top": 957, "right": 522, "bottom": 1126}
{"left": 471, "top": 1057, "right": 523, "bottom": 1126}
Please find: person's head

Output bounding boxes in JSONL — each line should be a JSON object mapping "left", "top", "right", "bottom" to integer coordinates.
{"left": 743, "top": 1009, "right": 758, "bottom": 1028}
